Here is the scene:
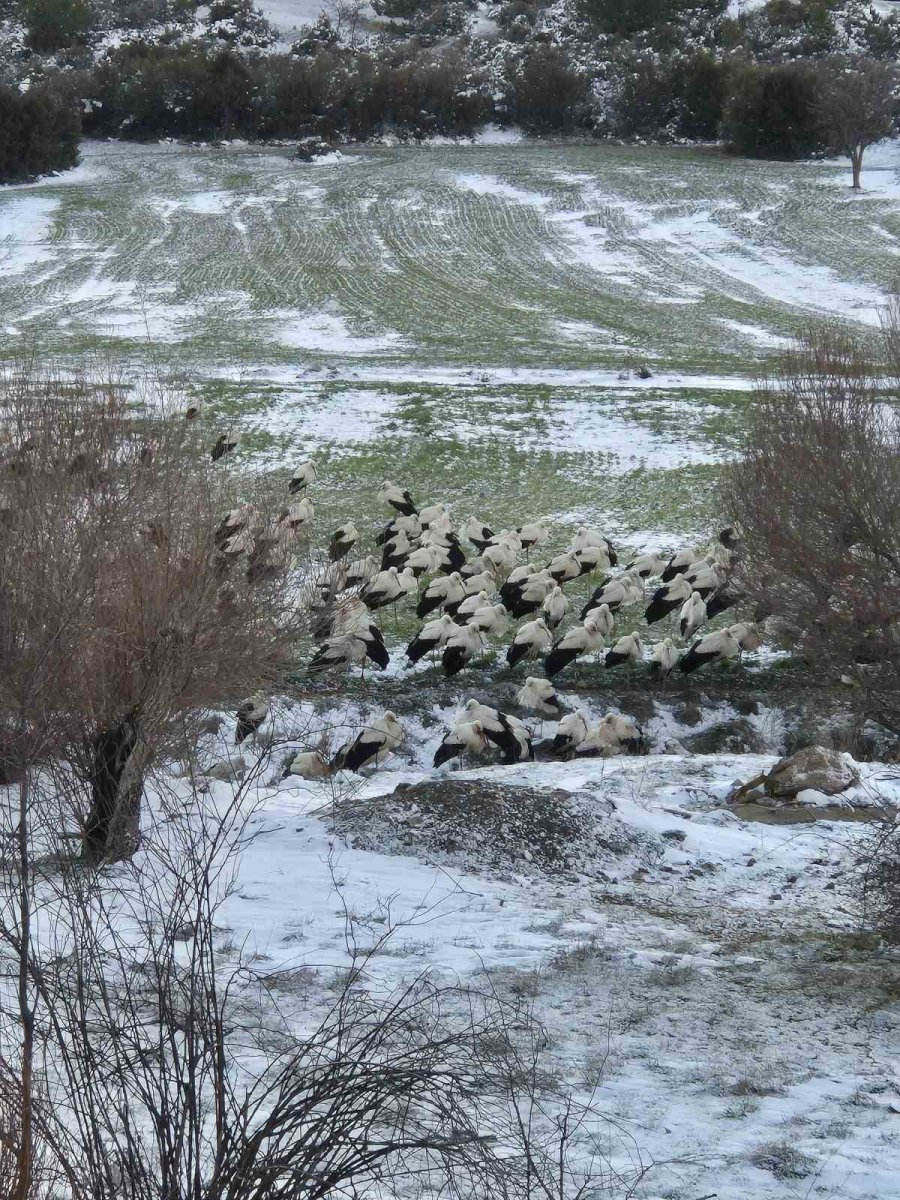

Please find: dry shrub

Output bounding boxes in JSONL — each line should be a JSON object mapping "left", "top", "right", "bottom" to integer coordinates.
{"left": 0, "top": 365, "right": 300, "bottom": 862}
{"left": 855, "top": 817, "right": 900, "bottom": 944}
{"left": 721, "top": 315, "right": 900, "bottom": 736}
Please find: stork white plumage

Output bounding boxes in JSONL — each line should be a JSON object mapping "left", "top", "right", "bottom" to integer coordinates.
{"left": 571, "top": 717, "right": 620, "bottom": 758}
{"left": 679, "top": 628, "right": 741, "bottom": 674}
{"left": 362, "top": 565, "right": 417, "bottom": 610}
{"left": 573, "top": 544, "right": 611, "bottom": 576}
{"left": 461, "top": 515, "right": 494, "bottom": 548}
{"left": 284, "top": 497, "right": 314, "bottom": 530}
{"left": 331, "top": 712, "right": 405, "bottom": 772}
{"left": 417, "top": 571, "right": 466, "bottom": 618}
{"left": 645, "top": 573, "right": 693, "bottom": 623}
{"left": 581, "top": 575, "right": 642, "bottom": 619}
{"left": 551, "top": 711, "right": 590, "bottom": 757}
{"left": 516, "top": 676, "right": 562, "bottom": 718}
{"left": 545, "top": 614, "right": 606, "bottom": 676}
{"left": 649, "top": 637, "right": 678, "bottom": 680}
{"left": 283, "top": 750, "right": 331, "bottom": 780}
{"left": 517, "top": 522, "right": 549, "bottom": 552}
{"left": 462, "top": 571, "right": 498, "bottom": 598}
{"left": 483, "top": 539, "right": 518, "bottom": 575}
{"left": 404, "top": 544, "right": 444, "bottom": 578}
{"left": 540, "top": 584, "right": 568, "bottom": 630}
{"left": 679, "top": 591, "right": 707, "bottom": 638}
{"left": 235, "top": 693, "right": 268, "bottom": 744}
{"left": 289, "top": 459, "right": 318, "bottom": 494}
{"left": 328, "top": 521, "right": 358, "bottom": 561}
{"left": 344, "top": 555, "right": 379, "bottom": 588}
{"left": 442, "top": 622, "right": 485, "bottom": 676}
{"left": 406, "top": 612, "right": 458, "bottom": 663}
{"left": 585, "top": 600, "right": 619, "bottom": 638}
{"left": 626, "top": 552, "right": 667, "bottom": 579}
{"left": 728, "top": 621, "right": 763, "bottom": 653}
{"left": 507, "top": 569, "right": 555, "bottom": 618}
{"left": 418, "top": 501, "right": 448, "bottom": 528}
{"left": 506, "top": 617, "right": 553, "bottom": 667}
{"left": 433, "top": 719, "right": 489, "bottom": 768}
{"left": 546, "top": 551, "right": 582, "bottom": 585}
{"left": 605, "top": 632, "right": 644, "bottom": 669}
{"left": 455, "top": 589, "right": 493, "bottom": 622}
{"left": 661, "top": 546, "right": 704, "bottom": 582}
{"left": 379, "top": 480, "right": 417, "bottom": 516}
{"left": 572, "top": 527, "right": 616, "bottom": 560}
{"left": 468, "top": 603, "right": 510, "bottom": 638}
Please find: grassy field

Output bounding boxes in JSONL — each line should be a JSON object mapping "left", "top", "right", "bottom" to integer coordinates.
{"left": 2, "top": 137, "right": 897, "bottom": 548}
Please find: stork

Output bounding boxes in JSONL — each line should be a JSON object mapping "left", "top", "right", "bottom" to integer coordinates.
{"left": 679, "top": 591, "right": 707, "bottom": 639}
{"left": 289, "top": 459, "right": 318, "bottom": 494}
{"left": 605, "top": 632, "right": 644, "bottom": 669}
{"left": 645, "top": 573, "right": 693, "bottom": 624}
{"left": 545, "top": 614, "right": 606, "bottom": 676}
{"left": 331, "top": 711, "right": 405, "bottom": 772}
{"left": 506, "top": 617, "right": 553, "bottom": 667}
{"left": 406, "top": 613, "right": 458, "bottom": 663}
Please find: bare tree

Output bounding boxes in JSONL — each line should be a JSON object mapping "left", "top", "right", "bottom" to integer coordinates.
{"left": 0, "top": 365, "right": 300, "bottom": 866}
{"left": 326, "top": 0, "right": 367, "bottom": 47}
{"left": 721, "top": 315, "right": 900, "bottom": 736}
{"left": 813, "top": 55, "right": 898, "bottom": 190}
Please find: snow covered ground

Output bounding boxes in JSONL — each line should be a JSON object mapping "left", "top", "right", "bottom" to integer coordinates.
{"left": 3, "top": 131, "right": 900, "bottom": 1199}
{"left": 2, "top": 137, "right": 898, "bottom": 542}
{"left": 192, "top": 719, "right": 900, "bottom": 1200}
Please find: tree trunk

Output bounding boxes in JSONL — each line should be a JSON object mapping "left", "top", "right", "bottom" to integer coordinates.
{"left": 851, "top": 147, "right": 863, "bottom": 190}
{"left": 83, "top": 714, "right": 148, "bottom": 865}
{"left": 104, "top": 736, "right": 150, "bottom": 863}
{"left": 13, "top": 772, "right": 34, "bottom": 1200}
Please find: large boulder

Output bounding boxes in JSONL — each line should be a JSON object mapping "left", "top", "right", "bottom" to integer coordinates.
{"left": 763, "top": 746, "right": 859, "bottom": 799}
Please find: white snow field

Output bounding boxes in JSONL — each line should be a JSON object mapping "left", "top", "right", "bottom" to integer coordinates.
{"left": 4, "top": 137, "right": 900, "bottom": 1198}
{"left": 188, "top": 702, "right": 900, "bottom": 1200}
{"left": 2, "top": 137, "right": 899, "bottom": 540}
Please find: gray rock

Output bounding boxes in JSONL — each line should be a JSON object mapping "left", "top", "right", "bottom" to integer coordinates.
{"left": 764, "top": 746, "right": 859, "bottom": 799}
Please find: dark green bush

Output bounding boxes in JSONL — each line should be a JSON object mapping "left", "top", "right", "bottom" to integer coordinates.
{"left": 87, "top": 43, "right": 258, "bottom": 138}
{"left": 348, "top": 44, "right": 493, "bottom": 138}
{"left": 21, "top": 0, "right": 93, "bottom": 51}
{"left": 577, "top": 0, "right": 725, "bottom": 37}
{"left": 612, "top": 54, "right": 677, "bottom": 136}
{"left": 0, "top": 82, "right": 81, "bottom": 182}
{"left": 672, "top": 50, "right": 730, "bottom": 138}
{"left": 722, "top": 60, "right": 823, "bottom": 158}
{"left": 505, "top": 42, "right": 588, "bottom": 130}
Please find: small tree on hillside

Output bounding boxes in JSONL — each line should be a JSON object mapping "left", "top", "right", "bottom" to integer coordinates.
{"left": 813, "top": 55, "right": 898, "bottom": 189}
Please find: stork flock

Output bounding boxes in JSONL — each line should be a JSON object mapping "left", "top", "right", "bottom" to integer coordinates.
{"left": 217, "top": 462, "right": 768, "bottom": 780}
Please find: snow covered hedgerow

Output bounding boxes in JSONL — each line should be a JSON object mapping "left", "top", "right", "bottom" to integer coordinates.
{"left": 203, "top": 0, "right": 277, "bottom": 49}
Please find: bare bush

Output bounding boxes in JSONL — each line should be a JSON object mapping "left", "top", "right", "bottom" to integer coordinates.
{"left": 721, "top": 316, "right": 900, "bottom": 735}
{"left": 0, "top": 365, "right": 299, "bottom": 865}
{"left": 854, "top": 816, "right": 900, "bottom": 944}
